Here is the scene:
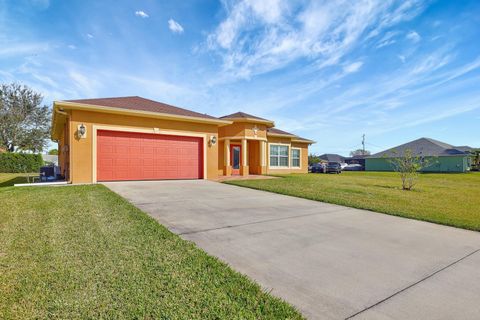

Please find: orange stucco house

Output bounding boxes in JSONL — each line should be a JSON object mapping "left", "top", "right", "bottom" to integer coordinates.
{"left": 51, "top": 96, "right": 314, "bottom": 184}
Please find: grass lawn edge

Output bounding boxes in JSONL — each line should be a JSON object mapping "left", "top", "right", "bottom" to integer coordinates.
{"left": 0, "top": 183, "right": 304, "bottom": 319}
{"left": 223, "top": 174, "right": 480, "bottom": 233}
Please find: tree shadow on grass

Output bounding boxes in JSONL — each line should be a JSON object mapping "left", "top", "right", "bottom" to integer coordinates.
{"left": 372, "top": 184, "right": 424, "bottom": 192}
{"left": 372, "top": 184, "right": 398, "bottom": 190}
{"left": 0, "top": 176, "right": 33, "bottom": 188}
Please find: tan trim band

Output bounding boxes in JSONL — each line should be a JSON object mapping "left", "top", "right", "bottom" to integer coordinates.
{"left": 221, "top": 117, "right": 275, "bottom": 127}
{"left": 219, "top": 136, "right": 267, "bottom": 141}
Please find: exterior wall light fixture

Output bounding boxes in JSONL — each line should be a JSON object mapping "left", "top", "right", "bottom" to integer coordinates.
{"left": 78, "top": 124, "right": 87, "bottom": 139}
{"left": 210, "top": 135, "right": 217, "bottom": 146}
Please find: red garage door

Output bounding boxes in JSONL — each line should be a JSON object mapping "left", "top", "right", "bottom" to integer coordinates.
{"left": 97, "top": 130, "right": 203, "bottom": 181}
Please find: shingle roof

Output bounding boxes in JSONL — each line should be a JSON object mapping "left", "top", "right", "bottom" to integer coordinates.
{"left": 63, "top": 96, "right": 218, "bottom": 120}
{"left": 220, "top": 112, "right": 271, "bottom": 122}
{"left": 455, "top": 146, "right": 474, "bottom": 153}
{"left": 319, "top": 154, "right": 346, "bottom": 163}
{"left": 267, "top": 127, "right": 295, "bottom": 136}
{"left": 369, "top": 138, "right": 471, "bottom": 158}
{"left": 267, "top": 128, "right": 313, "bottom": 143}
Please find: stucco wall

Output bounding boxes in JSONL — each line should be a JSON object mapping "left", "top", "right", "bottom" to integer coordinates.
{"left": 68, "top": 110, "right": 219, "bottom": 183}
{"left": 218, "top": 123, "right": 267, "bottom": 139}
{"left": 365, "top": 156, "right": 469, "bottom": 173}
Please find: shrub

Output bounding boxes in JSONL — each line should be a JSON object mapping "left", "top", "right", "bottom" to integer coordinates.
{"left": 388, "top": 149, "right": 433, "bottom": 191}
{"left": 0, "top": 153, "right": 44, "bottom": 173}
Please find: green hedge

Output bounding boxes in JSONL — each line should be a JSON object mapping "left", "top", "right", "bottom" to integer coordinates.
{"left": 0, "top": 153, "right": 44, "bottom": 173}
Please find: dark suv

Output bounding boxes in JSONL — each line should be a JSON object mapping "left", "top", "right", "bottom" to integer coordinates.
{"left": 310, "top": 163, "right": 326, "bottom": 173}
{"left": 325, "top": 162, "right": 342, "bottom": 174}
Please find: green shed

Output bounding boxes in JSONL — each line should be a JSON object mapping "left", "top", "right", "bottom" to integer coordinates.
{"left": 365, "top": 138, "right": 473, "bottom": 173}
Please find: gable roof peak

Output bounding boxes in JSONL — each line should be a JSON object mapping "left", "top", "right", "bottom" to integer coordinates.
{"left": 220, "top": 111, "right": 271, "bottom": 121}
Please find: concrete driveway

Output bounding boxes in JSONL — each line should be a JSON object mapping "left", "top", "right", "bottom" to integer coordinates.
{"left": 104, "top": 180, "right": 480, "bottom": 320}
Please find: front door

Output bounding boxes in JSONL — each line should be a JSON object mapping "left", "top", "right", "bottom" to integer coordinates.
{"left": 230, "top": 144, "right": 241, "bottom": 175}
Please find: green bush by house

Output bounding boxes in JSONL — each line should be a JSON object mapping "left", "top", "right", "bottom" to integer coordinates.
{"left": 0, "top": 153, "right": 44, "bottom": 173}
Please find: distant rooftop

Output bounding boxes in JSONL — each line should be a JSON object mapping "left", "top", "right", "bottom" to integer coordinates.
{"left": 319, "top": 154, "right": 346, "bottom": 163}
{"left": 369, "top": 137, "right": 472, "bottom": 158}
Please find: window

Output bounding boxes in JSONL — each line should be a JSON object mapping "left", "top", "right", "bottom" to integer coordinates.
{"left": 291, "top": 148, "right": 300, "bottom": 167}
{"left": 270, "top": 145, "right": 289, "bottom": 167}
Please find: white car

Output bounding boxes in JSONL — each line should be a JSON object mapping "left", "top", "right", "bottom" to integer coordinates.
{"left": 343, "top": 164, "right": 363, "bottom": 171}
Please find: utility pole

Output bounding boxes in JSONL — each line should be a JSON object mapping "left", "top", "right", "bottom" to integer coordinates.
{"left": 362, "top": 134, "right": 366, "bottom": 155}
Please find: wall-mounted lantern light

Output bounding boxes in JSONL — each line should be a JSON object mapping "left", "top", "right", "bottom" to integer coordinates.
{"left": 78, "top": 123, "right": 87, "bottom": 139}
{"left": 209, "top": 135, "right": 217, "bottom": 146}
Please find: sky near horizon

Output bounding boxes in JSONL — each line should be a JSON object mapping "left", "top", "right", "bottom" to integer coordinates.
{"left": 1, "top": 0, "right": 479, "bottom": 155}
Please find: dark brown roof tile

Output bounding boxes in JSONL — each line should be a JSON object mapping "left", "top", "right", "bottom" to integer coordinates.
{"left": 220, "top": 111, "right": 271, "bottom": 122}
{"left": 64, "top": 96, "right": 218, "bottom": 120}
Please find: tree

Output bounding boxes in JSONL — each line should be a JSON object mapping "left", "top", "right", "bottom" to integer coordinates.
{"left": 388, "top": 149, "right": 431, "bottom": 191}
{"left": 308, "top": 153, "right": 320, "bottom": 165}
{"left": 472, "top": 149, "right": 480, "bottom": 171}
{"left": 48, "top": 149, "right": 58, "bottom": 155}
{"left": 0, "top": 83, "right": 51, "bottom": 153}
{"left": 350, "top": 149, "right": 371, "bottom": 157}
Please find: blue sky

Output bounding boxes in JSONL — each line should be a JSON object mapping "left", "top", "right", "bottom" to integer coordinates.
{"left": 1, "top": 0, "right": 479, "bottom": 155}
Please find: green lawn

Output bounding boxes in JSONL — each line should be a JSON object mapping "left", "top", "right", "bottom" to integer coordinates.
{"left": 226, "top": 172, "right": 480, "bottom": 231}
{"left": 0, "top": 179, "right": 302, "bottom": 319}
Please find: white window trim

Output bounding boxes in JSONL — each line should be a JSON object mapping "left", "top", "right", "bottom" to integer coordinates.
{"left": 268, "top": 143, "right": 291, "bottom": 169}
{"left": 291, "top": 147, "right": 301, "bottom": 168}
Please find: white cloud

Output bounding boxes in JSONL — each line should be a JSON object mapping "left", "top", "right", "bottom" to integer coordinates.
{"left": 168, "top": 19, "right": 184, "bottom": 33}
{"left": 398, "top": 55, "right": 406, "bottom": 63}
{"left": 69, "top": 71, "right": 100, "bottom": 97}
{"left": 343, "top": 61, "right": 363, "bottom": 74}
{"left": 31, "top": 73, "right": 59, "bottom": 88}
{"left": 310, "top": 51, "right": 475, "bottom": 120}
{"left": 68, "top": 44, "right": 76, "bottom": 50}
{"left": 135, "top": 11, "right": 149, "bottom": 18}
{"left": 406, "top": 30, "right": 421, "bottom": 42}
{"left": 376, "top": 39, "right": 396, "bottom": 49}
{"left": 411, "top": 52, "right": 451, "bottom": 74}
{"left": 376, "top": 30, "right": 400, "bottom": 48}
{"left": 0, "top": 42, "right": 50, "bottom": 57}
{"left": 206, "top": 0, "right": 427, "bottom": 79}
{"left": 86, "top": 33, "right": 94, "bottom": 39}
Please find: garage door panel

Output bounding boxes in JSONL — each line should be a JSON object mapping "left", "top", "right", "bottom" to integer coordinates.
{"left": 127, "top": 159, "right": 141, "bottom": 167}
{"left": 128, "top": 146, "right": 142, "bottom": 154}
{"left": 142, "top": 147, "right": 154, "bottom": 154}
{"left": 143, "top": 159, "right": 154, "bottom": 166}
{"left": 97, "top": 130, "right": 203, "bottom": 181}
{"left": 114, "top": 158, "right": 129, "bottom": 166}
{"left": 98, "top": 159, "right": 113, "bottom": 167}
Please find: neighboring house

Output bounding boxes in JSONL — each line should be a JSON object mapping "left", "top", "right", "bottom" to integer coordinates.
{"left": 42, "top": 154, "right": 59, "bottom": 165}
{"left": 318, "top": 154, "right": 346, "bottom": 163}
{"left": 50, "top": 96, "right": 314, "bottom": 183}
{"left": 365, "top": 137, "right": 473, "bottom": 173}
